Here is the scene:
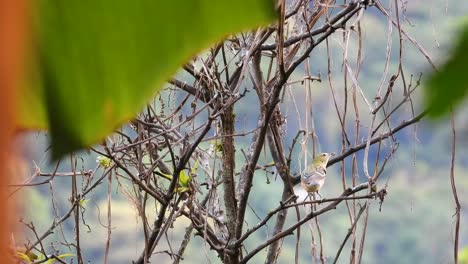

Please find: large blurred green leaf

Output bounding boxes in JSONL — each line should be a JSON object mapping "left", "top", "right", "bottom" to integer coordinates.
{"left": 426, "top": 24, "right": 468, "bottom": 118}
{"left": 19, "top": 0, "right": 276, "bottom": 158}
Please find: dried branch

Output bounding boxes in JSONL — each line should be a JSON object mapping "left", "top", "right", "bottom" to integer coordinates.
{"left": 239, "top": 183, "right": 377, "bottom": 264}
{"left": 333, "top": 204, "right": 367, "bottom": 264}
{"left": 450, "top": 112, "right": 460, "bottom": 264}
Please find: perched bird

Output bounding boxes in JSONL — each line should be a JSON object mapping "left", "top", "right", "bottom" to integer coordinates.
{"left": 301, "top": 153, "right": 334, "bottom": 196}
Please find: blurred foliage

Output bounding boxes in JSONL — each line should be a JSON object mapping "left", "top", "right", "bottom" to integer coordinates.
{"left": 461, "top": 246, "right": 468, "bottom": 264}
{"left": 19, "top": 0, "right": 276, "bottom": 158}
{"left": 426, "top": 23, "right": 468, "bottom": 118}
{"left": 96, "top": 156, "right": 112, "bottom": 168}
{"left": 14, "top": 248, "right": 73, "bottom": 264}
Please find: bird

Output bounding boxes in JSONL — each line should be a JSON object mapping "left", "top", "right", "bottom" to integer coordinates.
{"left": 301, "top": 152, "right": 334, "bottom": 197}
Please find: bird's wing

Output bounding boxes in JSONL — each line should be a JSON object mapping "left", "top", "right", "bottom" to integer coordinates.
{"left": 301, "top": 168, "right": 327, "bottom": 192}
{"left": 302, "top": 167, "right": 326, "bottom": 181}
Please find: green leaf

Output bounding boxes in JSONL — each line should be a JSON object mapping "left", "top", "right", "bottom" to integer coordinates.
{"left": 158, "top": 171, "right": 173, "bottom": 181}
{"left": 44, "top": 253, "right": 75, "bottom": 264}
{"left": 426, "top": 23, "right": 468, "bottom": 118}
{"left": 176, "top": 169, "right": 193, "bottom": 193}
{"left": 190, "top": 160, "right": 199, "bottom": 176}
{"left": 16, "top": 252, "right": 32, "bottom": 263}
{"left": 179, "top": 170, "right": 191, "bottom": 188}
{"left": 79, "top": 198, "right": 89, "bottom": 208}
{"left": 461, "top": 246, "right": 468, "bottom": 264}
{"left": 215, "top": 143, "right": 224, "bottom": 152}
{"left": 96, "top": 156, "right": 112, "bottom": 168}
{"left": 176, "top": 186, "right": 191, "bottom": 193}
{"left": 20, "top": 0, "right": 276, "bottom": 158}
{"left": 14, "top": 248, "right": 39, "bottom": 263}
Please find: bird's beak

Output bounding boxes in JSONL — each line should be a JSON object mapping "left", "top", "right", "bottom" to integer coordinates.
{"left": 330, "top": 152, "right": 336, "bottom": 157}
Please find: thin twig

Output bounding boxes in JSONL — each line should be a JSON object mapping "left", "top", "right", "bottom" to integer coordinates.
{"left": 333, "top": 204, "right": 367, "bottom": 264}
{"left": 450, "top": 112, "right": 460, "bottom": 264}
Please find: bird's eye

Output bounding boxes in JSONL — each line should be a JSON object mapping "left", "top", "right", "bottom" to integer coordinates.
{"left": 322, "top": 154, "right": 326, "bottom": 156}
